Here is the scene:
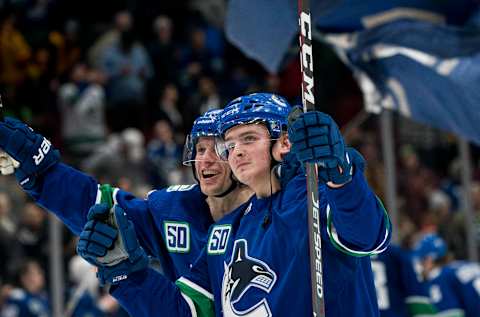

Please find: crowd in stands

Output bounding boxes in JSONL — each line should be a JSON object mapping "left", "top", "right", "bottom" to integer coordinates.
{"left": 0, "top": 1, "right": 479, "bottom": 316}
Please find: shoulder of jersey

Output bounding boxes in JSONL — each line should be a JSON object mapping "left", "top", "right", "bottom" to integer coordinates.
{"left": 146, "top": 184, "right": 209, "bottom": 217}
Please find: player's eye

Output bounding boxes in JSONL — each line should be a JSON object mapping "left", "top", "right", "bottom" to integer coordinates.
{"left": 196, "top": 146, "right": 207, "bottom": 155}
{"left": 241, "top": 134, "right": 258, "bottom": 144}
{"left": 225, "top": 141, "right": 236, "bottom": 151}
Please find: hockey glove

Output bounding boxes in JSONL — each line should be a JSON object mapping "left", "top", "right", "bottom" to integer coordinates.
{"left": 0, "top": 117, "right": 60, "bottom": 189}
{"left": 77, "top": 203, "right": 149, "bottom": 285}
{"left": 288, "top": 111, "right": 353, "bottom": 185}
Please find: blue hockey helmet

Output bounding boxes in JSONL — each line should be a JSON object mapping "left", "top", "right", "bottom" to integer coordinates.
{"left": 217, "top": 93, "right": 292, "bottom": 139}
{"left": 413, "top": 233, "right": 447, "bottom": 261}
{"left": 183, "top": 109, "right": 223, "bottom": 166}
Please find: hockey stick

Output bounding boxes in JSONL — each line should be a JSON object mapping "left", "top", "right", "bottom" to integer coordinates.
{"left": 297, "top": 1, "right": 325, "bottom": 316}
{"left": 0, "top": 95, "right": 19, "bottom": 175}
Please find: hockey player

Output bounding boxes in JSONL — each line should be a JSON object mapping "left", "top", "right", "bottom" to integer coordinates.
{"left": 0, "top": 109, "right": 252, "bottom": 282}
{"left": 78, "top": 93, "right": 391, "bottom": 316}
{"left": 371, "top": 244, "right": 436, "bottom": 317}
{"left": 413, "top": 233, "right": 480, "bottom": 317}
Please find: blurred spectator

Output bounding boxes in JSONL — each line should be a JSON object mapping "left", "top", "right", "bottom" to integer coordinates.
{"left": 148, "top": 15, "right": 177, "bottom": 88}
{"left": 58, "top": 62, "right": 107, "bottom": 165}
{"left": 358, "top": 133, "right": 386, "bottom": 201}
{"left": 0, "top": 260, "right": 50, "bottom": 317}
{"left": 179, "top": 26, "right": 221, "bottom": 92}
{"left": 442, "top": 182, "right": 480, "bottom": 260}
{"left": 17, "top": 46, "right": 56, "bottom": 130}
{"left": 82, "top": 128, "right": 149, "bottom": 190}
{"left": 0, "top": 192, "right": 17, "bottom": 284}
{"left": 147, "top": 120, "right": 183, "bottom": 187}
{"left": 0, "top": 13, "right": 31, "bottom": 102}
{"left": 185, "top": 75, "right": 220, "bottom": 124}
{"left": 88, "top": 10, "right": 132, "bottom": 69}
{"left": 194, "top": 75, "right": 221, "bottom": 115}
{"left": 414, "top": 234, "right": 480, "bottom": 316}
{"left": 398, "top": 145, "right": 439, "bottom": 226}
{"left": 24, "top": 0, "right": 52, "bottom": 47}
{"left": 190, "top": 0, "right": 226, "bottom": 29}
{"left": 15, "top": 203, "right": 48, "bottom": 270}
{"left": 0, "top": 192, "right": 15, "bottom": 237}
{"left": 154, "top": 83, "right": 184, "bottom": 135}
{"left": 64, "top": 255, "right": 112, "bottom": 317}
{"left": 101, "top": 29, "right": 153, "bottom": 131}
{"left": 48, "top": 19, "right": 82, "bottom": 80}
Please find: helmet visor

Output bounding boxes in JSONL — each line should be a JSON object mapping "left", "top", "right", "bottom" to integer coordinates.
{"left": 182, "top": 134, "right": 195, "bottom": 166}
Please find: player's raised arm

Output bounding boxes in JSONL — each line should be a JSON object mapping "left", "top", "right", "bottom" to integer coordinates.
{"left": 288, "top": 111, "right": 391, "bottom": 255}
{"left": 0, "top": 117, "right": 97, "bottom": 233}
{"left": 0, "top": 117, "right": 155, "bottom": 237}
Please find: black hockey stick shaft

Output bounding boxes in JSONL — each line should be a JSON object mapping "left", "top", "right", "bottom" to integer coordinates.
{"left": 298, "top": 1, "right": 325, "bottom": 316}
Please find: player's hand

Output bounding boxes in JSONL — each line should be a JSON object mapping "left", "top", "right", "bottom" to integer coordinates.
{"left": 77, "top": 203, "right": 148, "bottom": 285}
{"left": 0, "top": 117, "right": 60, "bottom": 189}
{"left": 288, "top": 111, "right": 353, "bottom": 185}
{"left": 0, "top": 151, "right": 19, "bottom": 175}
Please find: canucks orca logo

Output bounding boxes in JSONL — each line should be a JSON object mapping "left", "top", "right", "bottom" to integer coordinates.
{"left": 221, "top": 239, "right": 277, "bottom": 317}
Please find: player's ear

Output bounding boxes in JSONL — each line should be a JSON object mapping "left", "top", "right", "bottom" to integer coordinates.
{"left": 272, "top": 132, "right": 291, "bottom": 162}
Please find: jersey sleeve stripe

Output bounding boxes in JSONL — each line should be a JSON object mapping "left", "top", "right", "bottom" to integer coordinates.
{"left": 180, "top": 293, "right": 198, "bottom": 317}
{"left": 326, "top": 196, "right": 391, "bottom": 257}
{"left": 112, "top": 187, "right": 119, "bottom": 205}
{"left": 405, "top": 296, "right": 433, "bottom": 304}
{"left": 95, "top": 185, "right": 102, "bottom": 204}
{"left": 405, "top": 296, "right": 437, "bottom": 316}
{"left": 434, "top": 309, "right": 465, "bottom": 317}
{"left": 176, "top": 278, "right": 215, "bottom": 317}
{"left": 176, "top": 277, "right": 214, "bottom": 300}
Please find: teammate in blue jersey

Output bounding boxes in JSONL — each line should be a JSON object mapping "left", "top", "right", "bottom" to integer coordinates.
{"left": 0, "top": 260, "right": 50, "bottom": 317}
{"left": 371, "top": 244, "right": 436, "bottom": 317}
{"left": 0, "top": 109, "right": 252, "bottom": 282}
{"left": 77, "top": 92, "right": 392, "bottom": 316}
{"left": 414, "top": 233, "right": 480, "bottom": 317}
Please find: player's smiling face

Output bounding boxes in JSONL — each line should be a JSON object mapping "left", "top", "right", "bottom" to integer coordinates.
{"left": 194, "top": 137, "right": 233, "bottom": 196}
{"left": 224, "top": 124, "right": 272, "bottom": 191}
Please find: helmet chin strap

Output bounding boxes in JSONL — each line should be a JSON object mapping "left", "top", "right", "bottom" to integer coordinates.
{"left": 262, "top": 141, "right": 281, "bottom": 229}
{"left": 214, "top": 172, "right": 238, "bottom": 198}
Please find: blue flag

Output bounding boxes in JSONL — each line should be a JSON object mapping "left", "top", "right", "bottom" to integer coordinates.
{"left": 225, "top": 0, "right": 476, "bottom": 72}
{"left": 324, "top": 15, "right": 480, "bottom": 144}
{"left": 226, "top": 0, "right": 480, "bottom": 144}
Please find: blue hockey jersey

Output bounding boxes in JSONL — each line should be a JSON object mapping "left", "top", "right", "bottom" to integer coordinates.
{"left": 371, "top": 245, "right": 436, "bottom": 317}
{"left": 111, "top": 170, "right": 392, "bottom": 317}
{"left": 425, "top": 261, "right": 480, "bottom": 317}
{"left": 0, "top": 288, "right": 50, "bottom": 317}
{"left": 26, "top": 163, "right": 214, "bottom": 280}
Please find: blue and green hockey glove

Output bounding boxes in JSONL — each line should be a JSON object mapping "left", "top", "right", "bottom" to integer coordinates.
{"left": 77, "top": 203, "right": 149, "bottom": 285}
{"left": 288, "top": 110, "right": 355, "bottom": 185}
{"left": 0, "top": 117, "right": 60, "bottom": 189}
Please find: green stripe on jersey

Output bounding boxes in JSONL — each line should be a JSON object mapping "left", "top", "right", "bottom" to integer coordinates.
{"left": 327, "top": 196, "right": 391, "bottom": 257}
{"left": 407, "top": 301, "right": 437, "bottom": 316}
{"left": 176, "top": 279, "right": 215, "bottom": 317}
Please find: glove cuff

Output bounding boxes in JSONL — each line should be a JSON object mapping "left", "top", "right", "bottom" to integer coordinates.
{"left": 97, "top": 250, "right": 149, "bottom": 285}
{"left": 15, "top": 149, "right": 60, "bottom": 190}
